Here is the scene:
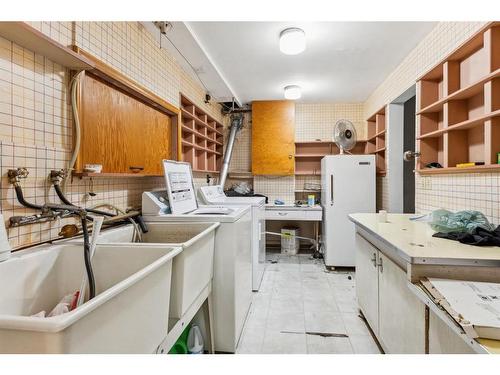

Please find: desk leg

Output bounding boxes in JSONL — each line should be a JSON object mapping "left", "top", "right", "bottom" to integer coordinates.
{"left": 313, "top": 221, "right": 322, "bottom": 258}
{"left": 207, "top": 293, "right": 215, "bottom": 354}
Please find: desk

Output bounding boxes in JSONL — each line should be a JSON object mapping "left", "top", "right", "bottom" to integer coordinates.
{"left": 265, "top": 205, "right": 322, "bottom": 221}
{"left": 265, "top": 205, "right": 323, "bottom": 249}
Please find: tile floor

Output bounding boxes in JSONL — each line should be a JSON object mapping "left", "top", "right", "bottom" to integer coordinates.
{"left": 236, "top": 251, "right": 381, "bottom": 354}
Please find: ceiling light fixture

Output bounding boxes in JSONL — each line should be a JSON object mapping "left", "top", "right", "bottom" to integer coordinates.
{"left": 279, "top": 28, "right": 306, "bottom": 55}
{"left": 284, "top": 85, "right": 301, "bottom": 100}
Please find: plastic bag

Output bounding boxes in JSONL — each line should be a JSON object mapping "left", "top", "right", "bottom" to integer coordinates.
{"left": 31, "top": 291, "right": 80, "bottom": 318}
{"left": 413, "top": 209, "right": 495, "bottom": 234}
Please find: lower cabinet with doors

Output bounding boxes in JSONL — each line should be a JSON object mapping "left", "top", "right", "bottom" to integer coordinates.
{"left": 355, "top": 233, "right": 426, "bottom": 353}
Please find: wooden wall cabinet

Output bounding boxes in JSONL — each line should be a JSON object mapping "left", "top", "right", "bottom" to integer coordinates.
{"left": 76, "top": 73, "right": 173, "bottom": 176}
{"left": 252, "top": 100, "right": 295, "bottom": 175}
{"left": 416, "top": 22, "right": 500, "bottom": 175}
{"left": 355, "top": 233, "right": 426, "bottom": 354}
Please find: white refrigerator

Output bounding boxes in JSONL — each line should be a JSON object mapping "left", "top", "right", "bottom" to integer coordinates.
{"left": 321, "top": 155, "right": 376, "bottom": 268}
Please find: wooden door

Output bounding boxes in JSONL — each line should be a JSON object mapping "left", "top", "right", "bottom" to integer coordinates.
{"left": 78, "top": 73, "right": 171, "bottom": 175}
{"left": 378, "top": 252, "right": 426, "bottom": 353}
{"left": 79, "top": 74, "right": 129, "bottom": 173}
{"left": 251, "top": 100, "right": 295, "bottom": 175}
{"left": 355, "top": 233, "right": 380, "bottom": 335}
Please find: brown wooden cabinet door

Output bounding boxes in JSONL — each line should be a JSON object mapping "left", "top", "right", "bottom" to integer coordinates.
{"left": 78, "top": 74, "right": 171, "bottom": 175}
{"left": 251, "top": 100, "right": 295, "bottom": 175}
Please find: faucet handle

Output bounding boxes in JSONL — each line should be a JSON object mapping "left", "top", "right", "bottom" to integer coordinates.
{"left": 7, "top": 168, "right": 29, "bottom": 184}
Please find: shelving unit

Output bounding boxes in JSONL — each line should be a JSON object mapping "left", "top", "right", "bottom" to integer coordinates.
{"left": 294, "top": 140, "right": 366, "bottom": 175}
{"left": 416, "top": 22, "right": 500, "bottom": 175}
{"left": 179, "top": 94, "right": 224, "bottom": 173}
{"left": 0, "top": 22, "right": 94, "bottom": 70}
{"left": 365, "top": 106, "right": 387, "bottom": 176}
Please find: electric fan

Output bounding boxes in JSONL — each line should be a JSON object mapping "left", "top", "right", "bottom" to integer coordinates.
{"left": 333, "top": 119, "right": 357, "bottom": 154}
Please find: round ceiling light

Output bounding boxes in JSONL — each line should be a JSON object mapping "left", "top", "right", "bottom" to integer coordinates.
{"left": 284, "top": 85, "right": 301, "bottom": 100}
{"left": 279, "top": 28, "right": 306, "bottom": 55}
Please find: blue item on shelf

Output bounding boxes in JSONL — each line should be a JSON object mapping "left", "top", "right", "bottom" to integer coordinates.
{"left": 274, "top": 199, "right": 285, "bottom": 205}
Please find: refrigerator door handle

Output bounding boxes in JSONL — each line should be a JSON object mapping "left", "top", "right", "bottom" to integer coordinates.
{"left": 330, "top": 174, "right": 334, "bottom": 206}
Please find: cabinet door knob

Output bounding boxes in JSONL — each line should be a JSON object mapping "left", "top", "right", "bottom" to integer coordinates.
{"left": 377, "top": 257, "right": 383, "bottom": 273}
{"left": 288, "top": 154, "right": 293, "bottom": 159}
{"left": 371, "top": 253, "right": 377, "bottom": 267}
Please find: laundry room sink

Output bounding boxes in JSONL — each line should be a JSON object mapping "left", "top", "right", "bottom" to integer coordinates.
{"left": 0, "top": 243, "right": 181, "bottom": 353}
{"left": 90, "top": 222, "right": 219, "bottom": 320}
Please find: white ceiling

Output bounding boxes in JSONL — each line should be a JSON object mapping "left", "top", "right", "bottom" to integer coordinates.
{"left": 184, "top": 22, "right": 437, "bottom": 104}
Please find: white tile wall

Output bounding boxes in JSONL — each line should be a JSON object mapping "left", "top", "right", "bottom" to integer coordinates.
{"left": 0, "top": 22, "right": 225, "bottom": 249}
{"left": 254, "top": 175, "right": 295, "bottom": 205}
{"left": 296, "top": 103, "right": 366, "bottom": 141}
{"left": 366, "top": 21, "right": 500, "bottom": 224}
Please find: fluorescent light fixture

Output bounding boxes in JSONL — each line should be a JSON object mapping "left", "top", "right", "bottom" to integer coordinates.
{"left": 284, "top": 85, "right": 301, "bottom": 100}
{"left": 279, "top": 28, "right": 306, "bottom": 55}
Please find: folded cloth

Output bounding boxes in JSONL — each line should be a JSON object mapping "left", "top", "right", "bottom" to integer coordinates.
{"left": 433, "top": 225, "right": 500, "bottom": 247}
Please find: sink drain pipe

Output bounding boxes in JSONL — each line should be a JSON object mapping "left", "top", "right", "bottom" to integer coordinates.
{"left": 219, "top": 113, "right": 244, "bottom": 189}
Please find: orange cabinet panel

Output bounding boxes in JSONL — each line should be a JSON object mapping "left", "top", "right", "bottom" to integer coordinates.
{"left": 252, "top": 100, "right": 295, "bottom": 175}
{"left": 77, "top": 73, "right": 172, "bottom": 175}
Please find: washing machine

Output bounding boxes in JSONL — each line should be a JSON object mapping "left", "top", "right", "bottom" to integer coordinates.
{"left": 141, "top": 160, "right": 252, "bottom": 353}
{"left": 198, "top": 185, "right": 266, "bottom": 292}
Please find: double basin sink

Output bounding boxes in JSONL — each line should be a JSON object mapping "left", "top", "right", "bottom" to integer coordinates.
{"left": 0, "top": 222, "right": 218, "bottom": 353}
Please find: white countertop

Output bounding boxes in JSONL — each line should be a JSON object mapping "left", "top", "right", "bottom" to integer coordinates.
{"left": 349, "top": 213, "right": 500, "bottom": 266}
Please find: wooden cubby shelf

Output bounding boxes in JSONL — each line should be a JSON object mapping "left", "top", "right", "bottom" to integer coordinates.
{"left": 365, "top": 106, "right": 387, "bottom": 175}
{"left": 180, "top": 94, "right": 224, "bottom": 173}
{"left": 294, "top": 140, "right": 366, "bottom": 175}
{"left": 416, "top": 22, "right": 500, "bottom": 174}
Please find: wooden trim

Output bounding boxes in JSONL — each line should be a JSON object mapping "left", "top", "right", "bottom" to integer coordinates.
{"left": 72, "top": 46, "right": 179, "bottom": 117}
{"left": 294, "top": 140, "right": 332, "bottom": 145}
{"left": 0, "top": 22, "right": 95, "bottom": 69}
{"left": 417, "top": 164, "right": 500, "bottom": 175}
{"left": 73, "top": 172, "right": 162, "bottom": 178}
{"left": 294, "top": 154, "right": 328, "bottom": 158}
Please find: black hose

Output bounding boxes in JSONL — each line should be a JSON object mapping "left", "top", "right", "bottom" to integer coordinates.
{"left": 134, "top": 215, "right": 149, "bottom": 233}
{"left": 14, "top": 185, "right": 43, "bottom": 210}
{"left": 14, "top": 183, "right": 97, "bottom": 300}
{"left": 53, "top": 183, "right": 113, "bottom": 217}
{"left": 81, "top": 217, "right": 96, "bottom": 300}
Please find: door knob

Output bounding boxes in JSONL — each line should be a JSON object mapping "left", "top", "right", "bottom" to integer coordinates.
{"left": 371, "top": 253, "right": 377, "bottom": 267}
{"left": 403, "top": 151, "right": 421, "bottom": 162}
{"left": 288, "top": 154, "right": 293, "bottom": 159}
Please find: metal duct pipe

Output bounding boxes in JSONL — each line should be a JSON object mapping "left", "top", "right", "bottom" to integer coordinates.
{"left": 219, "top": 113, "right": 244, "bottom": 189}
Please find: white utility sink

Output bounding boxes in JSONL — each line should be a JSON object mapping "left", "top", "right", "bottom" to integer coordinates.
{"left": 0, "top": 243, "right": 181, "bottom": 353}
{"left": 92, "top": 222, "right": 219, "bottom": 320}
